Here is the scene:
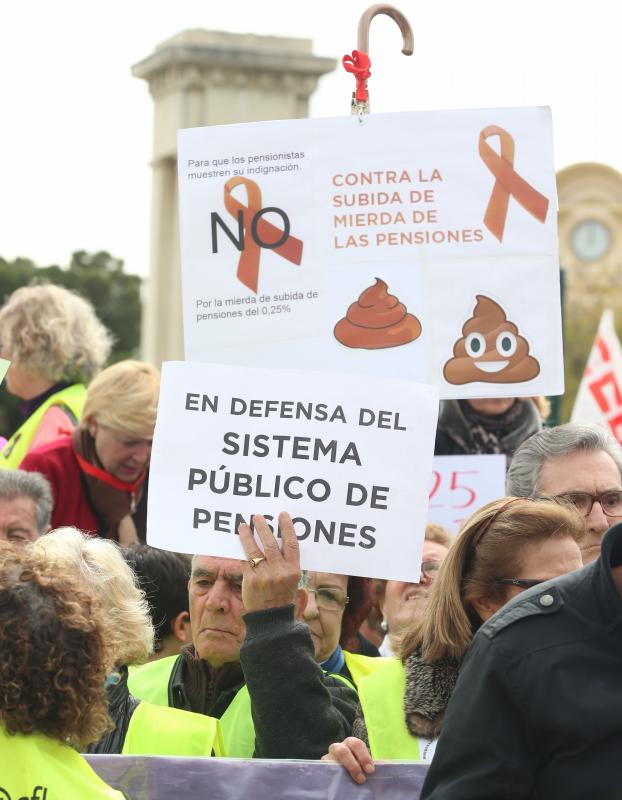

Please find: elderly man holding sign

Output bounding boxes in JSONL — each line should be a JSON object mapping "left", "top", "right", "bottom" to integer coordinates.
{"left": 129, "top": 512, "right": 359, "bottom": 759}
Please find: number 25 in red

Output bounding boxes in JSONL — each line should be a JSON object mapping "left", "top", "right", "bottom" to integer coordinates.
{"left": 450, "top": 470, "right": 478, "bottom": 508}
{"left": 429, "top": 469, "right": 478, "bottom": 509}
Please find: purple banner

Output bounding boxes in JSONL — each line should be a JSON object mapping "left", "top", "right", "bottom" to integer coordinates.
{"left": 86, "top": 755, "right": 428, "bottom": 799}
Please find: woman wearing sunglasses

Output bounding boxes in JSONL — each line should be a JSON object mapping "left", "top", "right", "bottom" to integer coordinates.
{"left": 322, "top": 496, "right": 584, "bottom": 781}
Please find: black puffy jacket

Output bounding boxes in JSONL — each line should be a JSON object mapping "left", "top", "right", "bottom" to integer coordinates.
{"left": 84, "top": 666, "right": 138, "bottom": 754}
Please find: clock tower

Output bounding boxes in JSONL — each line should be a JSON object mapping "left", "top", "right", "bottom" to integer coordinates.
{"left": 557, "top": 162, "right": 622, "bottom": 420}
{"left": 557, "top": 162, "right": 622, "bottom": 318}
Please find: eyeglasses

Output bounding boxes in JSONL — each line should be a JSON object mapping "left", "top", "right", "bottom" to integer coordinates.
{"left": 495, "top": 578, "right": 544, "bottom": 590}
{"left": 307, "top": 588, "right": 349, "bottom": 612}
{"left": 552, "top": 491, "right": 622, "bottom": 518}
{"left": 421, "top": 560, "right": 442, "bottom": 580}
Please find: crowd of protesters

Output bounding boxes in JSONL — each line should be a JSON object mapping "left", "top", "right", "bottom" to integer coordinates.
{"left": 1, "top": 284, "right": 622, "bottom": 799}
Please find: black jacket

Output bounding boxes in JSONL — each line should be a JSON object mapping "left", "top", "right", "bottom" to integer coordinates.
{"left": 168, "top": 604, "right": 358, "bottom": 759}
{"left": 85, "top": 666, "right": 138, "bottom": 754}
{"left": 422, "top": 522, "right": 622, "bottom": 800}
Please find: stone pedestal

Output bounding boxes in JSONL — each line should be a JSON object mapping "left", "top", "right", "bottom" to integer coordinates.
{"left": 133, "top": 30, "right": 335, "bottom": 363}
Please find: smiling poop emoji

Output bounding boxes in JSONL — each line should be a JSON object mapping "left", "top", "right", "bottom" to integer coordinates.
{"left": 334, "top": 278, "right": 421, "bottom": 350}
{"left": 443, "top": 295, "right": 540, "bottom": 384}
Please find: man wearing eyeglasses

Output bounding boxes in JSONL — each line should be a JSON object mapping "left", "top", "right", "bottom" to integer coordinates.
{"left": 128, "top": 512, "right": 358, "bottom": 759}
{"left": 507, "top": 422, "right": 622, "bottom": 563}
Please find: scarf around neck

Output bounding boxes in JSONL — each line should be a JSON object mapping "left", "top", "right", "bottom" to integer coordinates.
{"left": 321, "top": 644, "right": 345, "bottom": 675}
{"left": 403, "top": 649, "right": 461, "bottom": 739}
{"left": 439, "top": 398, "right": 541, "bottom": 461}
{"left": 72, "top": 426, "right": 147, "bottom": 540}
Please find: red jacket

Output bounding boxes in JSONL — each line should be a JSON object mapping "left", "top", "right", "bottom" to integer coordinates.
{"left": 21, "top": 436, "right": 99, "bottom": 534}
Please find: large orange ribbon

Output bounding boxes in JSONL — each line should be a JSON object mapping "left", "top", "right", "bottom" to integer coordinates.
{"left": 479, "top": 125, "right": 549, "bottom": 242}
{"left": 224, "top": 177, "right": 303, "bottom": 293}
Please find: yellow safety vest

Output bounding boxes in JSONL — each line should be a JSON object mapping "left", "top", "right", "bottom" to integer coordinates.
{"left": 217, "top": 650, "right": 393, "bottom": 757}
{"left": 343, "top": 651, "right": 393, "bottom": 685}
{"left": 122, "top": 700, "right": 224, "bottom": 756}
{"left": 219, "top": 686, "right": 256, "bottom": 758}
{"left": 127, "top": 656, "right": 175, "bottom": 708}
{"left": 0, "top": 383, "right": 86, "bottom": 470}
{"left": 358, "top": 657, "right": 436, "bottom": 761}
{"left": 128, "top": 650, "right": 386, "bottom": 759}
{"left": 128, "top": 656, "right": 255, "bottom": 758}
{"left": 0, "top": 725, "right": 125, "bottom": 799}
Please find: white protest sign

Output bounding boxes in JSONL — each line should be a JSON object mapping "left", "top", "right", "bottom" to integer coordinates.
{"left": 178, "top": 107, "right": 562, "bottom": 399}
{"left": 147, "top": 362, "right": 439, "bottom": 582}
{"left": 427, "top": 454, "right": 507, "bottom": 534}
{"left": 0, "top": 359, "right": 10, "bottom": 386}
{"left": 571, "top": 310, "right": 622, "bottom": 443}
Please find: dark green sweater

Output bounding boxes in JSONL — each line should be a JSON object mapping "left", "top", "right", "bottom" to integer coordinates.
{"left": 169, "top": 604, "right": 358, "bottom": 759}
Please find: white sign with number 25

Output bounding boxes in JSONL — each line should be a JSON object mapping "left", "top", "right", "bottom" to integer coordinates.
{"left": 428, "top": 454, "right": 507, "bottom": 534}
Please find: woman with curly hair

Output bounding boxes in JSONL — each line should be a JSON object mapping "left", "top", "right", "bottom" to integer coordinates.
{"left": 22, "top": 360, "right": 158, "bottom": 544}
{"left": 322, "top": 498, "right": 584, "bottom": 781}
{"left": 0, "top": 541, "right": 125, "bottom": 798}
{"left": 0, "top": 284, "right": 112, "bottom": 469}
{"left": 32, "top": 527, "right": 223, "bottom": 757}
{"left": 303, "top": 571, "right": 382, "bottom": 686}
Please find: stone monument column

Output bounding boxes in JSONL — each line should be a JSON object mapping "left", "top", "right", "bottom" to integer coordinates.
{"left": 132, "top": 30, "right": 336, "bottom": 363}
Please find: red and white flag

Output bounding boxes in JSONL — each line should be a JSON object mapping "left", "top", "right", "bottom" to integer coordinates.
{"left": 571, "top": 310, "right": 622, "bottom": 443}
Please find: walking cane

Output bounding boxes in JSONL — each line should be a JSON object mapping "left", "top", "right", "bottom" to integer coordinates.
{"left": 342, "top": 4, "right": 414, "bottom": 117}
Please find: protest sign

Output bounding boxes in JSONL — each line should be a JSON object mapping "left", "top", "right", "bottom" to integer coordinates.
{"left": 87, "top": 756, "right": 429, "bottom": 800}
{"left": 428, "top": 454, "right": 507, "bottom": 533}
{"left": 571, "top": 310, "right": 622, "bottom": 443}
{"left": 178, "top": 107, "right": 562, "bottom": 399}
{"left": 147, "top": 361, "right": 439, "bottom": 581}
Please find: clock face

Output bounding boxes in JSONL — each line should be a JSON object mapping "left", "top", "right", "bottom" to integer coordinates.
{"left": 570, "top": 219, "right": 612, "bottom": 262}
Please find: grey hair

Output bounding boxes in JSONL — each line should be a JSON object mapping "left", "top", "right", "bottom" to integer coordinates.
{"left": 32, "top": 527, "right": 154, "bottom": 666}
{"left": 507, "top": 423, "right": 622, "bottom": 497}
{"left": 0, "top": 470, "right": 53, "bottom": 534}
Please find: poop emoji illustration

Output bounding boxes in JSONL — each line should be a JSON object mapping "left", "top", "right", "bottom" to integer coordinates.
{"left": 334, "top": 278, "right": 421, "bottom": 350}
{"left": 443, "top": 295, "right": 540, "bottom": 384}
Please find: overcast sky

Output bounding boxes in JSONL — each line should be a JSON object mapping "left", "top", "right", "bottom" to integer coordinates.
{"left": 1, "top": 0, "right": 619, "bottom": 277}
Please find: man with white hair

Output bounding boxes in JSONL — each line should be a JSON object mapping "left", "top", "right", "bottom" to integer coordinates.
{"left": 507, "top": 423, "right": 622, "bottom": 563}
{"left": 129, "top": 512, "right": 359, "bottom": 759}
{"left": 0, "top": 469, "right": 52, "bottom": 542}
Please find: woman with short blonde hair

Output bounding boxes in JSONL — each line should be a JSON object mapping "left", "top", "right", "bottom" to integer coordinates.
{"left": 83, "top": 360, "right": 160, "bottom": 441}
{"left": 0, "top": 284, "right": 112, "bottom": 468}
{"left": 21, "top": 360, "right": 160, "bottom": 544}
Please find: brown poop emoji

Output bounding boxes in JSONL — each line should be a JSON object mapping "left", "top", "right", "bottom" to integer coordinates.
{"left": 334, "top": 278, "right": 422, "bottom": 350}
{"left": 443, "top": 295, "right": 540, "bottom": 384}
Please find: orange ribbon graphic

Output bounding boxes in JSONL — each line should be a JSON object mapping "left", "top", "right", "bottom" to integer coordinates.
{"left": 224, "top": 177, "right": 303, "bottom": 293}
{"left": 479, "top": 125, "right": 549, "bottom": 242}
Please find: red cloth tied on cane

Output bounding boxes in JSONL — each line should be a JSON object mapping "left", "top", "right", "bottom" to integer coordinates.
{"left": 224, "top": 177, "right": 303, "bottom": 293}
{"left": 479, "top": 125, "right": 549, "bottom": 242}
{"left": 342, "top": 50, "right": 371, "bottom": 103}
